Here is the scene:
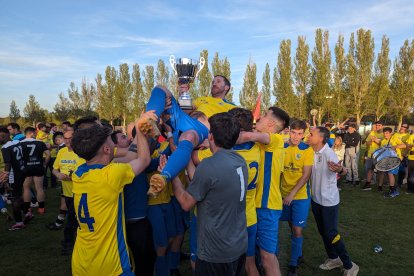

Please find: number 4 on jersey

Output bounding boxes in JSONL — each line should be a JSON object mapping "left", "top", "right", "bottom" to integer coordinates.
{"left": 77, "top": 193, "right": 95, "bottom": 232}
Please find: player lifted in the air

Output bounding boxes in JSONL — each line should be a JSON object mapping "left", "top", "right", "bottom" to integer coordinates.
{"left": 138, "top": 75, "right": 235, "bottom": 196}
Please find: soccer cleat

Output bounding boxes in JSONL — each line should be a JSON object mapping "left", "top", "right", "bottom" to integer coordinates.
{"left": 384, "top": 189, "right": 399, "bottom": 198}
{"left": 137, "top": 116, "right": 160, "bottom": 138}
{"left": 287, "top": 265, "right": 298, "bottom": 276}
{"left": 319, "top": 257, "right": 343, "bottom": 270}
{"left": 361, "top": 183, "right": 372, "bottom": 191}
{"left": 9, "top": 222, "right": 25, "bottom": 231}
{"left": 38, "top": 208, "right": 45, "bottom": 214}
{"left": 30, "top": 202, "right": 39, "bottom": 208}
{"left": 343, "top": 262, "right": 359, "bottom": 276}
{"left": 23, "top": 212, "right": 34, "bottom": 224}
{"left": 148, "top": 174, "right": 167, "bottom": 198}
{"left": 46, "top": 222, "right": 63, "bottom": 230}
{"left": 377, "top": 186, "right": 383, "bottom": 192}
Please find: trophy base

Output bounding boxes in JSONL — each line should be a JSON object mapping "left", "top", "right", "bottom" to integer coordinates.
{"left": 178, "top": 98, "right": 193, "bottom": 110}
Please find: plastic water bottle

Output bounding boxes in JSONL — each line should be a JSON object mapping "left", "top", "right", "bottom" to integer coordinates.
{"left": 374, "top": 245, "right": 383, "bottom": 253}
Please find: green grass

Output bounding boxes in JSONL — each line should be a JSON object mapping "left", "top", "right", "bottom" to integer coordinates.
{"left": 1, "top": 157, "right": 414, "bottom": 275}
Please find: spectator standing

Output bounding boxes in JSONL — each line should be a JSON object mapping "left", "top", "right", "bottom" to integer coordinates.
{"left": 342, "top": 123, "right": 361, "bottom": 186}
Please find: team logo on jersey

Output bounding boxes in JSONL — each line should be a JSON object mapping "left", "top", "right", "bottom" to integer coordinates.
{"left": 295, "top": 153, "right": 302, "bottom": 160}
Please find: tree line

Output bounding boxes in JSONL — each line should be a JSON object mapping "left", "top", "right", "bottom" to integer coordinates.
{"left": 7, "top": 28, "right": 414, "bottom": 128}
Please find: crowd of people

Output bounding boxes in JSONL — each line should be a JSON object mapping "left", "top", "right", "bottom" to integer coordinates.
{"left": 1, "top": 75, "right": 413, "bottom": 276}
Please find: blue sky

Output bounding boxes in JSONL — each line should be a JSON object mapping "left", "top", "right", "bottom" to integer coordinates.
{"left": 1, "top": 0, "right": 413, "bottom": 117}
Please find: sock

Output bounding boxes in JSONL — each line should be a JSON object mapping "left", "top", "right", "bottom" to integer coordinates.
{"left": 155, "top": 256, "right": 169, "bottom": 276}
{"left": 146, "top": 87, "right": 167, "bottom": 118}
{"left": 22, "top": 202, "right": 30, "bottom": 214}
{"left": 290, "top": 236, "right": 303, "bottom": 266}
{"left": 38, "top": 201, "right": 45, "bottom": 208}
{"left": 168, "top": 251, "right": 180, "bottom": 270}
{"left": 161, "top": 140, "right": 193, "bottom": 181}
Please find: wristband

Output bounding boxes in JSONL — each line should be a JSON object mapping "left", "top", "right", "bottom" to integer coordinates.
{"left": 167, "top": 132, "right": 173, "bottom": 139}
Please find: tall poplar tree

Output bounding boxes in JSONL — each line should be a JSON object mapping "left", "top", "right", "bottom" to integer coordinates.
{"left": 391, "top": 39, "right": 414, "bottom": 126}
{"left": 370, "top": 35, "right": 391, "bottom": 121}
{"left": 9, "top": 100, "right": 21, "bottom": 122}
{"left": 132, "top": 64, "right": 145, "bottom": 117}
{"left": 24, "top": 95, "right": 44, "bottom": 126}
{"left": 197, "top": 49, "right": 212, "bottom": 97}
{"left": 293, "top": 36, "right": 311, "bottom": 119}
{"left": 156, "top": 59, "right": 169, "bottom": 86}
{"left": 346, "top": 29, "right": 375, "bottom": 125}
{"left": 273, "top": 39, "right": 296, "bottom": 117}
{"left": 309, "top": 29, "right": 331, "bottom": 124}
{"left": 115, "top": 63, "right": 132, "bottom": 129}
{"left": 332, "top": 34, "right": 347, "bottom": 122}
{"left": 262, "top": 63, "right": 271, "bottom": 110}
{"left": 143, "top": 65, "right": 155, "bottom": 102}
{"left": 53, "top": 93, "right": 71, "bottom": 122}
{"left": 239, "top": 59, "right": 258, "bottom": 110}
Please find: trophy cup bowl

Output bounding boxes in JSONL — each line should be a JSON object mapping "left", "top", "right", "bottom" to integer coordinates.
{"left": 170, "top": 55, "right": 205, "bottom": 110}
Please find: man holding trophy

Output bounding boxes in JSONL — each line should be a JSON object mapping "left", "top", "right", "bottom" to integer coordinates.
{"left": 138, "top": 55, "right": 235, "bottom": 196}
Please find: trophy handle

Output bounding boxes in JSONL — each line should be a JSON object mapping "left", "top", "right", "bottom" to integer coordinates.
{"left": 169, "top": 55, "right": 177, "bottom": 75}
{"left": 195, "top": 56, "right": 205, "bottom": 78}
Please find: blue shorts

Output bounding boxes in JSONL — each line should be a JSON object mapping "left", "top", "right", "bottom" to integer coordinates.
{"left": 171, "top": 196, "right": 185, "bottom": 235}
{"left": 256, "top": 208, "right": 282, "bottom": 254}
{"left": 147, "top": 203, "right": 176, "bottom": 248}
{"left": 280, "top": 198, "right": 311, "bottom": 228}
{"left": 167, "top": 97, "right": 209, "bottom": 145}
{"left": 190, "top": 214, "right": 197, "bottom": 262}
{"left": 388, "top": 167, "right": 399, "bottom": 175}
{"left": 247, "top": 224, "right": 257, "bottom": 257}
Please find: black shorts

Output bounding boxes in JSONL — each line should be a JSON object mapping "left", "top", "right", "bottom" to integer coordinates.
{"left": 23, "top": 166, "right": 45, "bottom": 177}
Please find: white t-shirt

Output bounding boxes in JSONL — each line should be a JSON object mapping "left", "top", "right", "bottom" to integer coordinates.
{"left": 311, "top": 143, "right": 340, "bottom": 206}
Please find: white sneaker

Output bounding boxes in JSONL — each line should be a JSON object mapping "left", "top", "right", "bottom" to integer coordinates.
{"left": 319, "top": 257, "right": 343, "bottom": 270}
{"left": 343, "top": 262, "right": 359, "bottom": 276}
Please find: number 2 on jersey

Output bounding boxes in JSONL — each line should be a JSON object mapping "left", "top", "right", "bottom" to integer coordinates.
{"left": 248, "top": 161, "right": 258, "bottom": 190}
{"left": 77, "top": 193, "right": 95, "bottom": 232}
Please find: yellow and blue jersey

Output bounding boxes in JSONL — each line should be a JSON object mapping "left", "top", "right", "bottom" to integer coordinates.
{"left": 72, "top": 163, "right": 135, "bottom": 276}
{"left": 232, "top": 142, "right": 261, "bottom": 227}
{"left": 381, "top": 135, "right": 404, "bottom": 160}
{"left": 281, "top": 142, "right": 314, "bottom": 200}
{"left": 256, "top": 133, "right": 285, "bottom": 210}
{"left": 367, "top": 131, "right": 383, "bottom": 157}
{"left": 53, "top": 147, "right": 85, "bottom": 197}
{"left": 193, "top": 96, "right": 236, "bottom": 118}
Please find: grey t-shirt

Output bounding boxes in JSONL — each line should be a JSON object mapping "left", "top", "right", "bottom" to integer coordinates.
{"left": 187, "top": 149, "right": 248, "bottom": 263}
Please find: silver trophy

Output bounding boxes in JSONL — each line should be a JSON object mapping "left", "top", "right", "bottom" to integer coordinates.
{"left": 169, "top": 55, "right": 205, "bottom": 109}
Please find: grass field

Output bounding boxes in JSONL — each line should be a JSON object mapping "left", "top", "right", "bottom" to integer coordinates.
{"left": 1, "top": 155, "right": 414, "bottom": 275}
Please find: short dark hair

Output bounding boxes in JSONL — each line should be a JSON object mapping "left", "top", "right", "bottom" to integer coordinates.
{"left": 316, "top": 126, "right": 330, "bottom": 144}
{"left": 62, "top": 121, "right": 71, "bottom": 126}
{"left": 73, "top": 116, "right": 99, "bottom": 131}
{"left": 37, "top": 123, "right": 46, "bottom": 129}
{"left": 0, "top": 127, "right": 9, "bottom": 135}
{"left": 214, "top": 75, "right": 231, "bottom": 94}
{"left": 53, "top": 131, "right": 64, "bottom": 144}
{"left": 24, "top": 127, "right": 36, "bottom": 135}
{"left": 7, "top": 122, "right": 20, "bottom": 131}
{"left": 383, "top": 127, "right": 393, "bottom": 133}
{"left": 228, "top": 108, "right": 253, "bottom": 131}
{"left": 111, "top": 130, "right": 122, "bottom": 144}
{"left": 50, "top": 123, "right": 56, "bottom": 127}
{"left": 269, "top": 106, "right": 290, "bottom": 129}
{"left": 209, "top": 112, "right": 240, "bottom": 149}
{"left": 72, "top": 124, "right": 111, "bottom": 161}
{"left": 290, "top": 120, "right": 307, "bottom": 130}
